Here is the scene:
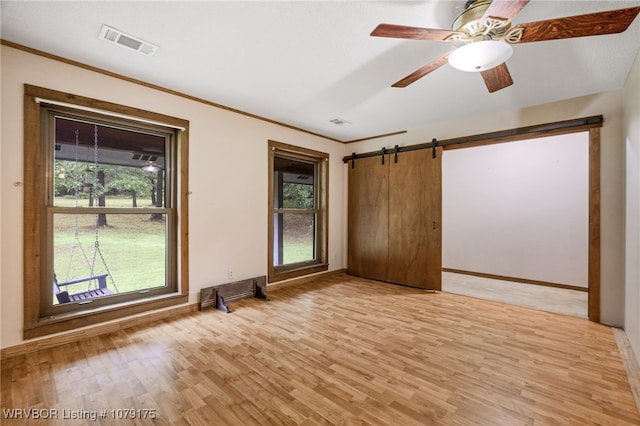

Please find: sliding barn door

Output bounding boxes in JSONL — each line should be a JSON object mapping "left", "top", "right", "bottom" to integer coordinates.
{"left": 388, "top": 148, "right": 442, "bottom": 290}
{"left": 347, "top": 148, "right": 442, "bottom": 290}
{"left": 348, "top": 155, "right": 389, "bottom": 281}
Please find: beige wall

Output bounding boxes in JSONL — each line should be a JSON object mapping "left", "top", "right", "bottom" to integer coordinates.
{"left": 348, "top": 90, "right": 626, "bottom": 327}
{"left": 624, "top": 47, "right": 640, "bottom": 364}
{"left": 0, "top": 45, "right": 347, "bottom": 349}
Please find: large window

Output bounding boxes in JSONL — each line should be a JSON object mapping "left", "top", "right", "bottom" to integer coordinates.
{"left": 268, "top": 141, "right": 328, "bottom": 282}
{"left": 23, "top": 85, "right": 189, "bottom": 338}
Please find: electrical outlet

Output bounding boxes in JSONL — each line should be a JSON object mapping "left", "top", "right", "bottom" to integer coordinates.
{"left": 227, "top": 270, "right": 233, "bottom": 280}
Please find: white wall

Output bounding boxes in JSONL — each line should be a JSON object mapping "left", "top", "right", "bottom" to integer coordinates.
{"left": 0, "top": 45, "right": 347, "bottom": 350}
{"left": 347, "top": 90, "right": 625, "bottom": 326}
{"left": 624, "top": 47, "right": 640, "bottom": 364}
{"left": 442, "top": 133, "right": 589, "bottom": 287}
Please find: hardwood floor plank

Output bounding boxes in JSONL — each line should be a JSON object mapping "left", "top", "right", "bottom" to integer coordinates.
{"left": 1, "top": 273, "right": 639, "bottom": 425}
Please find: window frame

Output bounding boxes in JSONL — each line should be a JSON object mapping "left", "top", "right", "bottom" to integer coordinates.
{"left": 268, "top": 140, "right": 329, "bottom": 283}
{"left": 44, "top": 110, "right": 177, "bottom": 315}
{"left": 23, "top": 85, "right": 189, "bottom": 339}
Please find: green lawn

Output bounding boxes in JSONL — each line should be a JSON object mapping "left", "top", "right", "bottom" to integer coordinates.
{"left": 282, "top": 242, "right": 314, "bottom": 264}
{"left": 53, "top": 197, "right": 166, "bottom": 303}
{"left": 281, "top": 213, "right": 315, "bottom": 264}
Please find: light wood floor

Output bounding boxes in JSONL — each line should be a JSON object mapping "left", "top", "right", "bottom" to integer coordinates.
{"left": 2, "top": 274, "right": 639, "bottom": 425}
{"left": 442, "top": 272, "right": 588, "bottom": 319}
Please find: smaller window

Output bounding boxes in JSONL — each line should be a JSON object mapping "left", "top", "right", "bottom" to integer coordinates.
{"left": 268, "top": 141, "right": 329, "bottom": 282}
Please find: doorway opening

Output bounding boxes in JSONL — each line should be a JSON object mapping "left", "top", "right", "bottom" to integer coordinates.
{"left": 442, "top": 131, "right": 590, "bottom": 319}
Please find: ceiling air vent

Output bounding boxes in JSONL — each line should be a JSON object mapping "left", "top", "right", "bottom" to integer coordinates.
{"left": 99, "top": 25, "right": 158, "bottom": 56}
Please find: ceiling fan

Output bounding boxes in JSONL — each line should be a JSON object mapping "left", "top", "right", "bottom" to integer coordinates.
{"left": 371, "top": 0, "right": 640, "bottom": 93}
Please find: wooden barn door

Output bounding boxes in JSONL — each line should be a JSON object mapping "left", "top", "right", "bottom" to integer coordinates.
{"left": 347, "top": 155, "right": 389, "bottom": 281}
{"left": 347, "top": 147, "right": 442, "bottom": 290}
{"left": 388, "top": 148, "right": 442, "bottom": 290}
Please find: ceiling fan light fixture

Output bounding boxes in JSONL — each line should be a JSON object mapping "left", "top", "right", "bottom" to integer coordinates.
{"left": 142, "top": 162, "right": 160, "bottom": 172}
{"left": 448, "top": 40, "right": 513, "bottom": 72}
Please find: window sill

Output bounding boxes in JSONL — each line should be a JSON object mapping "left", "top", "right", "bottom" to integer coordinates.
{"left": 24, "top": 292, "right": 188, "bottom": 339}
{"left": 269, "top": 263, "right": 329, "bottom": 283}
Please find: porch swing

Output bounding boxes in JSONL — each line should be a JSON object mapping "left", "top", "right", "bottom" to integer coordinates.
{"left": 54, "top": 126, "right": 119, "bottom": 304}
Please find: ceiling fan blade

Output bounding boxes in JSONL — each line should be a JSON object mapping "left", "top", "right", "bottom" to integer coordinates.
{"left": 517, "top": 6, "right": 640, "bottom": 43}
{"left": 480, "top": 63, "right": 513, "bottom": 93}
{"left": 481, "top": 0, "right": 530, "bottom": 21}
{"left": 392, "top": 53, "right": 450, "bottom": 88}
{"left": 371, "top": 23, "right": 456, "bottom": 41}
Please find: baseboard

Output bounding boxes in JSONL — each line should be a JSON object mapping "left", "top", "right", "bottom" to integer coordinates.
{"left": 1, "top": 302, "right": 199, "bottom": 360}
{"left": 267, "top": 268, "right": 347, "bottom": 292}
{"left": 442, "top": 268, "right": 588, "bottom": 292}
{"left": 612, "top": 328, "right": 640, "bottom": 415}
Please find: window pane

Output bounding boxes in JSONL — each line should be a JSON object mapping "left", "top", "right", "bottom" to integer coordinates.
{"left": 54, "top": 117, "right": 166, "bottom": 208}
{"left": 53, "top": 213, "right": 167, "bottom": 305}
{"left": 273, "top": 157, "right": 314, "bottom": 209}
{"left": 273, "top": 213, "right": 316, "bottom": 266}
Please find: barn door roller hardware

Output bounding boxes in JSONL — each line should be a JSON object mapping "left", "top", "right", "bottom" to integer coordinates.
{"left": 342, "top": 115, "right": 602, "bottom": 165}
{"left": 342, "top": 138, "right": 441, "bottom": 165}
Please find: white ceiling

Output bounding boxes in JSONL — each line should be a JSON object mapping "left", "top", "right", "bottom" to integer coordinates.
{"left": 2, "top": 1, "right": 640, "bottom": 142}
